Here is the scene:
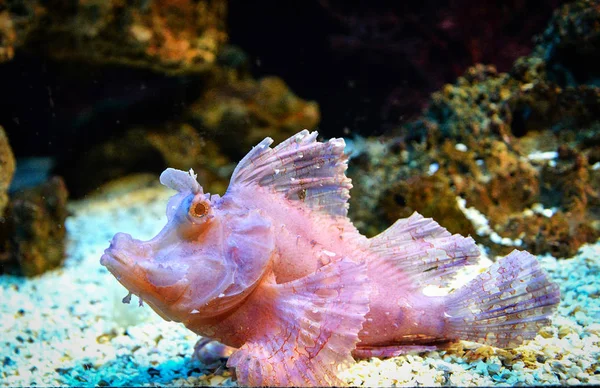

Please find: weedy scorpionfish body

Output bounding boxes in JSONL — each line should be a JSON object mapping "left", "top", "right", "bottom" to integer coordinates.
{"left": 101, "top": 130, "right": 560, "bottom": 386}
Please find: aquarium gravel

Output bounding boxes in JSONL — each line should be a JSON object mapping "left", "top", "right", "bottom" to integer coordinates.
{"left": 1, "top": 182, "right": 599, "bottom": 386}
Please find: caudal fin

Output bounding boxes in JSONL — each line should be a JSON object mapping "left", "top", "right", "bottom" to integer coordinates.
{"left": 445, "top": 250, "right": 560, "bottom": 348}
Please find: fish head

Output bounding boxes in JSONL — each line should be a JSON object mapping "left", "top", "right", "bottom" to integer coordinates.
{"left": 100, "top": 168, "right": 275, "bottom": 323}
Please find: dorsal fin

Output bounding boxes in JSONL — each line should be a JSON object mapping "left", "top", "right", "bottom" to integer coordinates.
{"left": 228, "top": 130, "right": 352, "bottom": 217}
{"left": 369, "top": 212, "right": 480, "bottom": 288}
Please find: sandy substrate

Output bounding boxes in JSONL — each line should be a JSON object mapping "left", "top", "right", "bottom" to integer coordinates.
{"left": 1, "top": 181, "right": 599, "bottom": 386}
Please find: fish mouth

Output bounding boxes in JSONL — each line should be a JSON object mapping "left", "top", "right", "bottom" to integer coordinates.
{"left": 100, "top": 242, "right": 192, "bottom": 323}
{"left": 100, "top": 249, "right": 125, "bottom": 266}
{"left": 100, "top": 248, "right": 132, "bottom": 276}
{"left": 100, "top": 246, "right": 156, "bottom": 309}
{"left": 100, "top": 232, "right": 148, "bottom": 275}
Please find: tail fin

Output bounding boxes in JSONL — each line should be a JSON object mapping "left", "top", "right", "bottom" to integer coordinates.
{"left": 445, "top": 250, "right": 560, "bottom": 348}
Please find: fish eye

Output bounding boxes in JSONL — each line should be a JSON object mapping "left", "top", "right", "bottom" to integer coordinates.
{"left": 189, "top": 199, "right": 210, "bottom": 219}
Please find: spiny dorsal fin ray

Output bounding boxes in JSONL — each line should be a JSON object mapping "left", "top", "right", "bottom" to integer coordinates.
{"left": 369, "top": 212, "right": 480, "bottom": 288}
{"left": 228, "top": 130, "right": 352, "bottom": 217}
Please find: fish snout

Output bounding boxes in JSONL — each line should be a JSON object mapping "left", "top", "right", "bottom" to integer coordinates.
{"left": 109, "top": 232, "right": 135, "bottom": 249}
{"left": 101, "top": 233, "right": 153, "bottom": 270}
{"left": 110, "top": 232, "right": 153, "bottom": 256}
{"left": 101, "top": 233, "right": 132, "bottom": 266}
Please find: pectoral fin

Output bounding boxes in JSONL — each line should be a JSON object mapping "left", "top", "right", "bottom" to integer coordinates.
{"left": 227, "top": 258, "right": 370, "bottom": 387}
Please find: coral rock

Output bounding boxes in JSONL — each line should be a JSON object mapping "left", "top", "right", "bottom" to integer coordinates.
{"left": 187, "top": 75, "right": 320, "bottom": 157}
{"left": 1, "top": 177, "right": 69, "bottom": 276}
{"left": 2, "top": 0, "right": 227, "bottom": 74}
{"left": 349, "top": 0, "right": 600, "bottom": 258}
{"left": 0, "top": 126, "right": 15, "bottom": 215}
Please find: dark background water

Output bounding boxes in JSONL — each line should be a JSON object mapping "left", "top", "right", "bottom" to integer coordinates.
{"left": 0, "top": 0, "right": 563, "bottom": 160}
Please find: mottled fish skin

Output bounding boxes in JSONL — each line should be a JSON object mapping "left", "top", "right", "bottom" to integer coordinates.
{"left": 100, "top": 130, "right": 560, "bottom": 386}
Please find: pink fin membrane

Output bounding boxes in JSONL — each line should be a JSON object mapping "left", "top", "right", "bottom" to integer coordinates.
{"left": 445, "top": 250, "right": 560, "bottom": 348}
{"left": 229, "top": 130, "right": 352, "bottom": 218}
{"left": 227, "top": 257, "right": 370, "bottom": 387}
{"left": 369, "top": 212, "right": 480, "bottom": 289}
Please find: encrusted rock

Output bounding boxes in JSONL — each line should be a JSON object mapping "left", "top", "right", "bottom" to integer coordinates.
{"left": 60, "top": 68, "right": 319, "bottom": 197}
{"left": 0, "top": 176, "right": 69, "bottom": 276}
{"left": 187, "top": 75, "right": 320, "bottom": 157}
{"left": 379, "top": 174, "right": 475, "bottom": 237}
{"left": 0, "top": 125, "right": 15, "bottom": 215}
{"left": 348, "top": 0, "right": 600, "bottom": 258}
{"left": 60, "top": 123, "right": 224, "bottom": 197}
{"left": 1, "top": 0, "right": 227, "bottom": 74}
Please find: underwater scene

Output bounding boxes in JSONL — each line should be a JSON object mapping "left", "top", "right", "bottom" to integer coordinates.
{"left": 1, "top": 0, "right": 599, "bottom": 386}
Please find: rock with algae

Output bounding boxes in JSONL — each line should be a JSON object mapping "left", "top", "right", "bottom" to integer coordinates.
{"left": 60, "top": 123, "right": 218, "bottom": 198}
{"left": 186, "top": 74, "right": 320, "bottom": 157}
{"left": 0, "top": 125, "right": 15, "bottom": 216}
{"left": 0, "top": 129, "right": 69, "bottom": 276}
{"left": 0, "top": 176, "right": 69, "bottom": 276}
{"left": 348, "top": 0, "right": 600, "bottom": 258}
{"left": 0, "top": 0, "right": 227, "bottom": 74}
{"left": 60, "top": 63, "right": 320, "bottom": 198}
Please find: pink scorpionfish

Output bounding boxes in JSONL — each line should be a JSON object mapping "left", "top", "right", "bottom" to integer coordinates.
{"left": 101, "top": 130, "right": 560, "bottom": 386}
